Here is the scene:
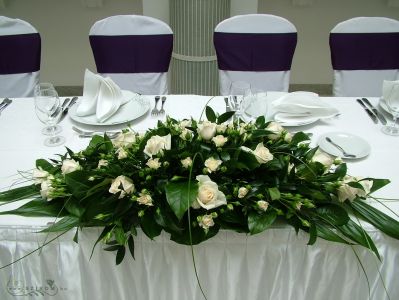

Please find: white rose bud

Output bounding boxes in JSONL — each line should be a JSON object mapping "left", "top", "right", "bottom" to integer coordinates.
{"left": 212, "top": 135, "right": 228, "bottom": 147}
{"left": 253, "top": 143, "right": 273, "bottom": 164}
{"left": 284, "top": 132, "right": 293, "bottom": 142}
{"left": 109, "top": 175, "right": 135, "bottom": 199}
{"left": 40, "top": 175, "right": 54, "bottom": 201}
{"left": 198, "top": 214, "right": 215, "bottom": 230}
{"left": 146, "top": 158, "right": 161, "bottom": 170}
{"left": 179, "top": 119, "right": 192, "bottom": 129}
{"left": 194, "top": 175, "right": 227, "bottom": 210}
{"left": 181, "top": 157, "right": 193, "bottom": 169}
{"left": 32, "top": 167, "right": 49, "bottom": 184}
{"left": 238, "top": 187, "right": 249, "bottom": 199}
{"left": 267, "top": 122, "right": 285, "bottom": 140}
{"left": 143, "top": 134, "right": 171, "bottom": 157}
{"left": 117, "top": 147, "right": 128, "bottom": 160}
{"left": 312, "top": 150, "right": 334, "bottom": 169}
{"left": 137, "top": 193, "right": 153, "bottom": 206}
{"left": 180, "top": 128, "right": 193, "bottom": 140}
{"left": 97, "top": 159, "right": 109, "bottom": 168}
{"left": 61, "top": 159, "right": 81, "bottom": 175}
{"left": 197, "top": 121, "right": 217, "bottom": 140}
{"left": 216, "top": 124, "right": 227, "bottom": 133}
{"left": 257, "top": 200, "right": 269, "bottom": 211}
{"left": 112, "top": 131, "right": 136, "bottom": 148}
{"left": 204, "top": 157, "right": 223, "bottom": 173}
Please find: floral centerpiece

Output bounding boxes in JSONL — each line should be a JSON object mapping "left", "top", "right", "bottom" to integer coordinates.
{"left": 1, "top": 107, "right": 398, "bottom": 265}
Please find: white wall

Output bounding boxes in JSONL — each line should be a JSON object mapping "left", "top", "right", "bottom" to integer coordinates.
{"left": 258, "top": 0, "right": 399, "bottom": 84}
{"left": 1, "top": 0, "right": 142, "bottom": 85}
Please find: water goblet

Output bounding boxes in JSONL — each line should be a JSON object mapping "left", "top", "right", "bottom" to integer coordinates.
{"left": 382, "top": 84, "right": 399, "bottom": 136}
{"left": 229, "top": 81, "right": 251, "bottom": 120}
{"left": 34, "top": 86, "right": 66, "bottom": 147}
{"left": 34, "top": 83, "right": 62, "bottom": 135}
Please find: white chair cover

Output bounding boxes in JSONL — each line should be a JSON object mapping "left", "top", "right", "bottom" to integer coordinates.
{"left": 0, "top": 16, "right": 40, "bottom": 97}
{"left": 214, "top": 14, "right": 297, "bottom": 95}
{"left": 89, "top": 15, "right": 173, "bottom": 95}
{"left": 330, "top": 17, "right": 399, "bottom": 97}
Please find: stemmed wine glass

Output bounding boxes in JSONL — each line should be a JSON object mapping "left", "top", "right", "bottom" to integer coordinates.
{"left": 34, "top": 83, "right": 62, "bottom": 135}
{"left": 229, "top": 81, "right": 251, "bottom": 120}
{"left": 382, "top": 84, "right": 399, "bottom": 136}
{"left": 34, "top": 83, "right": 66, "bottom": 146}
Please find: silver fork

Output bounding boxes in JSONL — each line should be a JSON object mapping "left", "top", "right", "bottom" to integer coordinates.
{"left": 0, "top": 98, "right": 12, "bottom": 115}
{"left": 151, "top": 96, "right": 160, "bottom": 116}
{"left": 159, "top": 96, "right": 166, "bottom": 115}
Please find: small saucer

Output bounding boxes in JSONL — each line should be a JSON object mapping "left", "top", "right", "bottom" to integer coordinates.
{"left": 318, "top": 132, "right": 371, "bottom": 159}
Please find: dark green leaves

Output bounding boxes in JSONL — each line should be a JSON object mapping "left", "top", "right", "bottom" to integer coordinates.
{"left": 0, "top": 184, "right": 39, "bottom": 203}
{"left": 64, "top": 171, "right": 92, "bottom": 199}
{"left": 41, "top": 216, "right": 80, "bottom": 233}
{"left": 205, "top": 106, "right": 217, "bottom": 123}
{"left": 0, "top": 198, "right": 66, "bottom": 217}
{"left": 165, "top": 181, "right": 198, "bottom": 220}
{"left": 316, "top": 204, "right": 350, "bottom": 226}
{"left": 248, "top": 210, "right": 277, "bottom": 235}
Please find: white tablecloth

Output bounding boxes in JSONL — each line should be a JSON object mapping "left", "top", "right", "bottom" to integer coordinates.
{"left": 0, "top": 95, "right": 398, "bottom": 300}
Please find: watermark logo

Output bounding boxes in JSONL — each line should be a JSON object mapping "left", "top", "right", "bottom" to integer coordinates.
{"left": 6, "top": 276, "right": 67, "bottom": 297}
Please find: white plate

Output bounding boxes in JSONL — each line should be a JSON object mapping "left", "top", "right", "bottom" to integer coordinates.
{"left": 318, "top": 132, "right": 371, "bottom": 159}
{"left": 379, "top": 98, "right": 392, "bottom": 116}
{"left": 69, "top": 91, "right": 150, "bottom": 126}
{"left": 274, "top": 113, "right": 319, "bottom": 127}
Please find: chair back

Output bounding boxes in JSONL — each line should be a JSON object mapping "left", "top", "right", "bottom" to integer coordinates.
{"left": 330, "top": 17, "right": 399, "bottom": 97}
{"left": 214, "top": 14, "right": 297, "bottom": 95}
{"left": 0, "top": 16, "right": 41, "bottom": 97}
{"left": 89, "top": 15, "right": 173, "bottom": 95}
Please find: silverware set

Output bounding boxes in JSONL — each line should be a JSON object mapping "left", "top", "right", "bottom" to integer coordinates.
{"left": 151, "top": 96, "right": 167, "bottom": 116}
{"left": 0, "top": 98, "right": 12, "bottom": 115}
{"left": 356, "top": 98, "right": 387, "bottom": 125}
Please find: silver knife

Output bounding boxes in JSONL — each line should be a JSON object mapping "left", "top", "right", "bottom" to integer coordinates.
{"left": 356, "top": 99, "right": 378, "bottom": 124}
{"left": 59, "top": 96, "right": 78, "bottom": 121}
{"left": 361, "top": 98, "right": 387, "bottom": 125}
{"left": 224, "top": 97, "right": 231, "bottom": 112}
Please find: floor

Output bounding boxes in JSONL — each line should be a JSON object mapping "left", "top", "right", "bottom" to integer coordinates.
{"left": 55, "top": 84, "right": 333, "bottom": 97}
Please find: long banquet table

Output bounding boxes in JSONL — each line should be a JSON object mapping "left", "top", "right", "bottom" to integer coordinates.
{"left": 0, "top": 95, "right": 398, "bottom": 300}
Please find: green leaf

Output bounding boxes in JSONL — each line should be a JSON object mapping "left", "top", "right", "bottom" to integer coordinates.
{"left": 36, "top": 159, "right": 55, "bottom": 173}
{"left": 268, "top": 187, "right": 280, "bottom": 201}
{"left": 251, "top": 129, "right": 273, "bottom": 139}
{"left": 368, "top": 178, "right": 390, "bottom": 193}
{"left": 236, "top": 150, "right": 260, "bottom": 170}
{"left": 205, "top": 106, "right": 216, "bottom": 122}
{"left": 64, "top": 171, "right": 91, "bottom": 199}
{"left": 114, "top": 226, "right": 126, "bottom": 245}
{"left": 255, "top": 116, "right": 266, "bottom": 127}
{"left": 170, "top": 223, "right": 219, "bottom": 245}
{"left": 140, "top": 212, "right": 162, "bottom": 239}
{"left": 0, "top": 184, "right": 39, "bottom": 202}
{"left": 0, "top": 198, "right": 65, "bottom": 217}
{"left": 339, "top": 219, "right": 381, "bottom": 260}
{"left": 116, "top": 246, "right": 126, "bottom": 265}
{"left": 315, "top": 222, "right": 352, "bottom": 245}
{"left": 217, "top": 111, "right": 235, "bottom": 124}
{"left": 89, "top": 225, "right": 115, "bottom": 260}
{"left": 73, "top": 228, "right": 79, "bottom": 243}
{"left": 41, "top": 216, "right": 79, "bottom": 233}
{"left": 128, "top": 235, "right": 135, "bottom": 259}
{"left": 248, "top": 210, "right": 277, "bottom": 235}
{"left": 350, "top": 199, "right": 399, "bottom": 240}
{"left": 154, "top": 209, "right": 182, "bottom": 233}
{"left": 315, "top": 204, "right": 350, "bottom": 226}
{"left": 165, "top": 181, "right": 198, "bottom": 220}
{"left": 291, "top": 132, "right": 311, "bottom": 145}
{"left": 307, "top": 222, "right": 317, "bottom": 245}
{"left": 64, "top": 197, "right": 85, "bottom": 217}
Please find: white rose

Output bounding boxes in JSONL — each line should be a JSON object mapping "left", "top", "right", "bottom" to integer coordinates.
{"left": 181, "top": 157, "right": 193, "bottom": 169}
{"left": 109, "top": 175, "right": 135, "bottom": 199}
{"left": 257, "top": 200, "right": 269, "bottom": 211}
{"left": 312, "top": 150, "right": 334, "bottom": 169}
{"left": 197, "top": 121, "right": 217, "bottom": 140}
{"left": 146, "top": 158, "right": 161, "bottom": 169}
{"left": 97, "top": 159, "right": 109, "bottom": 168}
{"left": 194, "top": 175, "right": 227, "bottom": 210}
{"left": 212, "top": 135, "right": 228, "bottom": 147}
{"left": 204, "top": 157, "right": 223, "bottom": 173}
{"left": 216, "top": 124, "right": 227, "bottom": 133}
{"left": 112, "top": 131, "right": 136, "bottom": 148}
{"left": 284, "top": 132, "right": 293, "bottom": 142}
{"left": 32, "top": 168, "right": 49, "bottom": 184}
{"left": 239, "top": 123, "right": 247, "bottom": 135}
{"left": 137, "top": 193, "right": 153, "bottom": 206}
{"left": 253, "top": 143, "right": 273, "bottom": 164}
{"left": 238, "top": 187, "right": 249, "bottom": 199}
{"left": 267, "top": 122, "right": 285, "bottom": 140}
{"left": 337, "top": 176, "right": 373, "bottom": 202}
{"left": 198, "top": 214, "right": 215, "bottom": 230}
{"left": 143, "top": 134, "right": 171, "bottom": 157}
{"left": 117, "top": 147, "right": 128, "bottom": 160}
{"left": 180, "top": 128, "right": 193, "bottom": 140}
{"left": 61, "top": 159, "right": 81, "bottom": 175}
{"left": 40, "top": 175, "right": 54, "bottom": 201}
{"left": 179, "top": 119, "right": 192, "bottom": 129}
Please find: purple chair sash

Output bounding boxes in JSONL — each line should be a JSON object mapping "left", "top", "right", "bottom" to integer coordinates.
{"left": 0, "top": 33, "right": 41, "bottom": 74}
{"left": 89, "top": 35, "right": 173, "bottom": 73}
{"left": 214, "top": 32, "right": 297, "bottom": 71}
{"left": 330, "top": 32, "right": 399, "bottom": 70}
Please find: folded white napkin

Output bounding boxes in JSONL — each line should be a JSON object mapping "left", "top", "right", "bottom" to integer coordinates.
{"left": 271, "top": 91, "right": 339, "bottom": 123}
{"left": 382, "top": 80, "right": 399, "bottom": 103}
{"left": 76, "top": 69, "right": 130, "bottom": 123}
